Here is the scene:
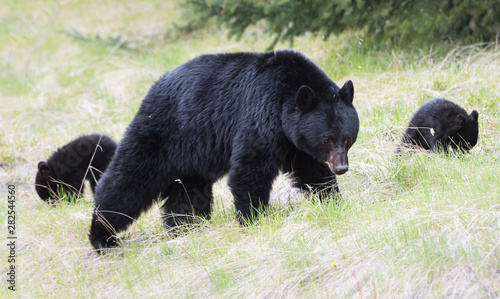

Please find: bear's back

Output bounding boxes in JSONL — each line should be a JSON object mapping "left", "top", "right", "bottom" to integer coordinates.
{"left": 410, "top": 98, "right": 467, "bottom": 128}
{"left": 47, "top": 134, "right": 116, "bottom": 177}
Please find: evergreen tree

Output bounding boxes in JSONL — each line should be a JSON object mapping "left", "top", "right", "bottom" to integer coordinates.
{"left": 181, "top": 0, "right": 500, "bottom": 49}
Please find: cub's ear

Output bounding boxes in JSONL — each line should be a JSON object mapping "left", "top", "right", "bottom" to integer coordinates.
{"left": 38, "top": 161, "right": 51, "bottom": 177}
{"left": 455, "top": 114, "right": 466, "bottom": 127}
{"left": 470, "top": 110, "right": 478, "bottom": 121}
{"left": 339, "top": 80, "right": 354, "bottom": 104}
{"left": 296, "top": 85, "right": 316, "bottom": 111}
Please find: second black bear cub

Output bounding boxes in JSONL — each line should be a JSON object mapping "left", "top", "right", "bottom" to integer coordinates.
{"left": 35, "top": 134, "right": 117, "bottom": 202}
{"left": 89, "top": 50, "right": 359, "bottom": 251}
{"left": 400, "top": 98, "right": 479, "bottom": 153}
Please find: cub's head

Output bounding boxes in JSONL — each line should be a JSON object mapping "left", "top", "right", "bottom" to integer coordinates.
{"left": 284, "top": 80, "right": 359, "bottom": 175}
{"left": 452, "top": 110, "right": 479, "bottom": 152}
{"left": 35, "top": 161, "right": 62, "bottom": 202}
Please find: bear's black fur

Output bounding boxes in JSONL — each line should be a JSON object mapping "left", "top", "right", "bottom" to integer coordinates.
{"left": 35, "top": 134, "right": 117, "bottom": 202}
{"left": 399, "top": 98, "right": 479, "bottom": 153}
{"left": 89, "top": 50, "right": 359, "bottom": 251}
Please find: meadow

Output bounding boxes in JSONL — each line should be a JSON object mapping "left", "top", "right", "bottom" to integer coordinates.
{"left": 1, "top": 0, "right": 499, "bottom": 297}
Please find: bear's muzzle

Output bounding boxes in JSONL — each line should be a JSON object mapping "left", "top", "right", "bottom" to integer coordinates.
{"left": 326, "top": 149, "right": 349, "bottom": 175}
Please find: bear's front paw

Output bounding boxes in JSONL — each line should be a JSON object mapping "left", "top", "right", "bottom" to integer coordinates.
{"left": 236, "top": 209, "right": 258, "bottom": 226}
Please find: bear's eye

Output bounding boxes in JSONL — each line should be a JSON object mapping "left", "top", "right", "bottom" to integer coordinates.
{"left": 322, "top": 138, "right": 333, "bottom": 145}
{"left": 345, "top": 136, "right": 352, "bottom": 146}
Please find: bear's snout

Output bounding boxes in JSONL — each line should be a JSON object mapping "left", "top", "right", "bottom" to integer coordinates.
{"left": 334, "top": 165, "right": 349, "bottom": 175}
{"left": 326, "top": 161, "right": 349, "bottom": 175}
{"left": 326, "top": 149, "right": 349, "bottom": 175}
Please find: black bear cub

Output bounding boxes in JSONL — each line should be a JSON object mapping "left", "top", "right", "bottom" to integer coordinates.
{"left": 89, "top": 50, "right": 359, "bottom": 251}
{"left": 35, "top": 134, "right": 117, "bottom": 202}
{"left": 400, "top": 98, "right": 479, "bottom": 153}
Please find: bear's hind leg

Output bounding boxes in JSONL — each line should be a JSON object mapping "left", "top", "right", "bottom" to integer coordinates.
{"left": 161, "top": 177, "right": 214, "bottom": 227}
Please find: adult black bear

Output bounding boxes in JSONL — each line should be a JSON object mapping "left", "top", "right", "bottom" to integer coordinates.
{"left": 399, "top": 98, "right": 479, "bottom": 153}
{"left": 35, "top": 134, "right": 117, "bottom": 202}
{"left": 89, "top": 50, "right": 359, "bottom": 251}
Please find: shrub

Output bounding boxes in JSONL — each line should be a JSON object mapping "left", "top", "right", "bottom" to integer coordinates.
{"left": 180, "top": 0, "right": 500, "bottom": 49}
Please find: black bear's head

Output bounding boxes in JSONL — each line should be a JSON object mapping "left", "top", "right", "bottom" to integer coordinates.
{"left": 451, "top": 110, "right": 479, "bottom": 152}
{"left": 284, "top": 80, "right": 359, "bottom": 175}
{"left": 35, "top": 161, "right": 62, "bottom": 201}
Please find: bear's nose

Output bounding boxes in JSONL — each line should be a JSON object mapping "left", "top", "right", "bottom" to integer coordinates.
{"left": 335, "top": 165, "right": 348, "bottom": 175}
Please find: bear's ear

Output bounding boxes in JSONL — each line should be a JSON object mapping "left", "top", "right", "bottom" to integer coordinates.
{"left": 339, "top": 80, "right": 354, "bottom": 104}
{"left": 455, "top": 114, "right": 466, "bottom": 128}
{"left": 38, "top": 161, "right": 51, "bottom": 177}
{"left": 296, "top": 85, "right": 317, "bottom": 111}
{"left": 470, "top": 110, "right": 479, "bottom": 121}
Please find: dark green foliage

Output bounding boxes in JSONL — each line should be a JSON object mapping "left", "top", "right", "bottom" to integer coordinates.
{"left": 180, "top": 0, "right": 500, "bottom": 49}
{"left": 61, "top": 28, "right": 130, "bottom": 49}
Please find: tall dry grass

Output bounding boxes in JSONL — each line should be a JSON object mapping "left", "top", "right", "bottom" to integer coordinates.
{"left": 1, "top": 0, "right": 499, "bottom": 297}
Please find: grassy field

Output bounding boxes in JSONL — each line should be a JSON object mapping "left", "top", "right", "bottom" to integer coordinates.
{"left": 1, "top": 0, "right": 499, "bottom": 297}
